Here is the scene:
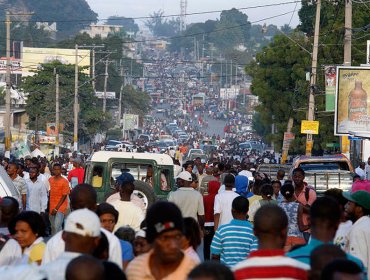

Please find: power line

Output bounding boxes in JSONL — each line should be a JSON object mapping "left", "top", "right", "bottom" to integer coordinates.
{"left": 2, "top": 1, "right": 300, "bottom": 23}
{"left": 0, "top": 10, "right": 298, "bottom": 47}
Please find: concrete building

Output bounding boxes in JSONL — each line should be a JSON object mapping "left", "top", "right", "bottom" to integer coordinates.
{"left": 80, "top": 24, "right": 123, "bottom": 38}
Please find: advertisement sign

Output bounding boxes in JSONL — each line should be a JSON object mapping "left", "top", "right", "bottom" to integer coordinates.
{"left": 0, "top": 57, "right": 22, "bottom": 74}
{"left": 95, "top": 91, "right": 116, "bottom": 99}
{"left": 22, "top": 47, "right": 90, "bottom": 75}
{"left": 335, "top": 66, "right": 370, "bottom": 135}
{"left": 219, "top": 88, "right": 239, "bottom": 100}
{"left": 324, "top": 66, "right": 337, "bottom": 111}
{"left": 301, "top": 120, "right": 319, "bottom": 134}
{"left": 46, "top": 123, "right": 57, "bottom": 135}
{"left": 121, "top": 114, "right": 139, "bottom": 130}
{"left": 38, "top": 135, "right": 56, "bottom": 144}
{"left": 283, "top": 132, "right": 295, "bottom": 150}
{"left": 367, "top": 40, "right": 370, "bottom": 65}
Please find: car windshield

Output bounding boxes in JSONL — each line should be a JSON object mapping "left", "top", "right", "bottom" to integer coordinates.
{"left": 107, "top": 140, "right": 121, "bottom": 146}
{"left": 299, "top": 162, "right": 350, "bottom": 171}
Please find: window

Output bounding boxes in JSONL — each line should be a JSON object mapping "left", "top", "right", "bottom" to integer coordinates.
{"left": 110, "top": 162, "right": 153, "bottom": 188}
{"left": 92, "top": 166, "right": 104, "bottom": 188}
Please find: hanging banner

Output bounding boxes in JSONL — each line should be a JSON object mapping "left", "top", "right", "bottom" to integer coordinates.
{"left": 324, "top": 66, "right": 337, "bottom": 111}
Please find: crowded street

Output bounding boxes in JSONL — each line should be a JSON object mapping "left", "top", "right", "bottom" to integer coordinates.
{"left": 0, "top": 1, "right": 370, "bottom": 280}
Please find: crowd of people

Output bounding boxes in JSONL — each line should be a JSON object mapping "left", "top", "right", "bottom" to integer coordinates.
{"left": 0, "top": 150, "right": 369, "bottom": 280}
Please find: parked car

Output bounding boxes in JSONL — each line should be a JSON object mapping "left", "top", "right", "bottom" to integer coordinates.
{"left": 104, "top": 140, "right": 123, "bottom": 151}
{"left": 290, "top": 154, "right": 354, "bottom": 194}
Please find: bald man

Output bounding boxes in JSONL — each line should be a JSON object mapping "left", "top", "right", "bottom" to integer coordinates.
{"left": 66, "top": 255, "right": 104, "bottom": 280}
{"left": 233, "top": 204, "right": 309, "bottom": 280}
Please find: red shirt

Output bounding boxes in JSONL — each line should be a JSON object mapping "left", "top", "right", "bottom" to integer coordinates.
{"left": 203, "top": 181, "right": 220, "bottom": 224}
{"left": 67, "top": 167, "right": 85, "bottom": 184}
{"left": 233, "top": 249, "right": 309, "bottom": 280}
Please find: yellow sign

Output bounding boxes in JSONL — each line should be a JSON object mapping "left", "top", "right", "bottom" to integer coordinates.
{"left": 22, "top": 47, "right": 90, "bottom": 74}
{"left": 301, "top": 120, "right": 319, "bottom": 134}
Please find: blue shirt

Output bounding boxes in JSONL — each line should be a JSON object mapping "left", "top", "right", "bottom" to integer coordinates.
{"left": 211, "top": 219, "right": 258, "bottom": 267}
{"left": 287, "top": 237, "right": 365, "bottom": 272}
{"left": 119, "top": 240, "right": 134, "bottom": 261}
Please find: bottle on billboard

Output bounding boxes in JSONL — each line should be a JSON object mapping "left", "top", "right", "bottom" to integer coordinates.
{"left": 348, "top": 80, "right": 368, "bottom": 121}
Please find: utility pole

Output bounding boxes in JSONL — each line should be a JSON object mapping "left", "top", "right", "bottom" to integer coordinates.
{"left": 230, "top": 60, "right": 233, "bottom": 86}
{"left": 103, "top": 59, "right": 109, "bottom": 113}
{"left": 92, "top": 49, "right": 96, "bottom": 92}
{"left": 344, "top": 0, "right": 352, "bottom": 66}
{"left": 73, "top": 45, "right": 104, "bottom": 152}
{"left": 220, "top": 58, "right": 223, "bottom": 87}
{"left": 305, "top": 0, "right": 321, "bottom": 156}
{"left": 341, "top": 0, "right": 352, "bottom": 157}
{"left": 118, "top": 65, "right": 124, "bottom": 126}
{"left": 55, "top": 72, "right": 60, "bottom": 156}
{"left": 4, "top": 11, "right": 11, "bottom": 155}
{"left": 73, "top": 44, "right": 79, "bottom": 152}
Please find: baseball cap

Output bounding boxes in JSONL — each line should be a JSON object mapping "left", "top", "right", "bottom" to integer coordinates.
{"left": 176, "top": 171, "right": 192, "bottom": 182}
{"left": 64, "top": 208, "right": 101, "bottom": 237}
{"left": 73, "top": 157, "right": 82, "bottom": 164}
{"left": 116, "top": 172, "right": 135, "bottom": 186}
{"left": 343, "top": 190, "right": 370, "bottom": 210}
{"left": 146, "top": 201, "right": 183, "bottom": 243}
{"left": 135, "top": 228, "right": 146, "bottom": 238}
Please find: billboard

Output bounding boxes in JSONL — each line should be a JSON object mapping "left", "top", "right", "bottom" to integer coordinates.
{"left": 22, "top": 47, "right": 90, "bottom": 75}
{"left": 335, "top": 66, "right": 370, "bottom": 135}
{"left": 324, "top": 66, "right": 337, "bottom": 111}
{"left": 95, "top": 91, "right": 116, "bottom": 99}
{"left": 220, "top": 88, "right": 239, "bottom": 100}
{"left": 121, "top": 114, "right": 139, "bottom": 130}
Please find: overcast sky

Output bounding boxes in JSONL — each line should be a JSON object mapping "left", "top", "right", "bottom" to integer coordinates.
{"left": 85, "top": 0, "right": 301, "bottom": 28}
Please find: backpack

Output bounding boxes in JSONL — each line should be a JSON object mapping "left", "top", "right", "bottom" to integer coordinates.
{"left": 304, "top": 185, "right": 315, "bottom": 204}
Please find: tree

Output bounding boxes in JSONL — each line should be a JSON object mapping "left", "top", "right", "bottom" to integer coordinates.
{"left": 120, "top": 85, "right": 151, "bottom": 117}
{"left": 210, "top": 8, "right": 251, "bottom": 49}
{"left": 6, "top": 0, "right": 97, "bottom": 39}
{"left": 105, "top": 16, "right": 139, "bottom": 34}
{"left": 21, "top": 62, "right": 107, "bottom": 143}
{"left": 248, "top": 0, "right": 370, "bottom": 154}
{"left": 246, "top": 32, "right": 311, "bottom": 153}
{"left": 145, "top": 10, "right": 180, "bottom": 37}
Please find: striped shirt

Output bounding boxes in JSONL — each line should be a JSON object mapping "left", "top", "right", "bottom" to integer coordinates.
{"left": 233, "top": 249, "right": 309, "bottom": 280}
{"left": 211, "top": 219, "right": 258, "bottom": 267}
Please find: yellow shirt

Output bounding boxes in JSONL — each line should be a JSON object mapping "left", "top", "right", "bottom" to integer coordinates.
{"left": 28, "top": 241, "right": 46, "bottom": 264}
{"left": 92, "top": 175, "right": 103, "bottom": 188}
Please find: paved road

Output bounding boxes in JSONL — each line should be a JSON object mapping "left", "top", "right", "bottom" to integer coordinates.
{"left": 154, "top": 108, "right": 226, "bottom": 138}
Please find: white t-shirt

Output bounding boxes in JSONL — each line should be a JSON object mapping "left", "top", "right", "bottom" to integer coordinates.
{"left": 42, "top": 228, "right": 122, "bottom": 267}
{"left": 109, "top": 200, "right": 144, "bottom": 232}
{"left": 214, "top": 190, "right": 240, "bottom": 228}
{"left": 346, "top": 216, "right": 370, "bottom": 271}
{"left": 334, "top": 220, "right": 353, "bottom": 250}
{"left": 0, "top": 239, "right": 22, "bottom": 266}
{"left": 355, "top": 167, "right": 366, "bottom": 180}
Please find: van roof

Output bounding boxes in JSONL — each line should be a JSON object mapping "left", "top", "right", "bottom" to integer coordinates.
{"left": 88, "top": 151, "right": 174, "bottom": 166}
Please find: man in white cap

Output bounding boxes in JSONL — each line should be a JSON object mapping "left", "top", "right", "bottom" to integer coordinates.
{"left": 42, "top": 208, "right": 101, "bottom": 280}
{"left": 168, "top": 171, "right": 205, "bottom": 229}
